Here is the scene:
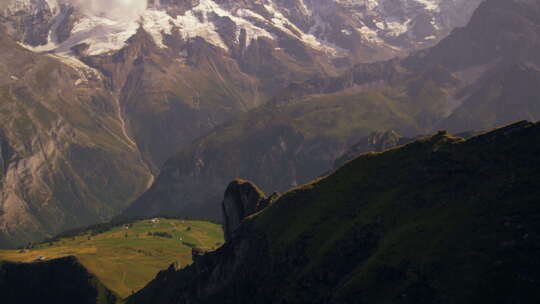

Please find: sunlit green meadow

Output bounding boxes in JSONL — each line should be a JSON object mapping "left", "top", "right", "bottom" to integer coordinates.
{"left": 0, "top": 219, "right": 224, "bottom": 298}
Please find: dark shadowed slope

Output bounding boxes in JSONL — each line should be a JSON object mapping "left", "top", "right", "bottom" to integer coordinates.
{"left": 128, "top": 120, "right": 540, "bottom": 304}
{"left": 0, "top": 256, "right": 117, "bottom": 304}
{"left": 122, "top": 89, "right": 424, "bottom": 221}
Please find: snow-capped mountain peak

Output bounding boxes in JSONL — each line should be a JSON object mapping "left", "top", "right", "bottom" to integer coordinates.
{"left": 3, "top": 0, "right": 483, "bottom": 61}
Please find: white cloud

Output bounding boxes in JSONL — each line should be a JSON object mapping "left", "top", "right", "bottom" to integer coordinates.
{"left": 63, "top": 0, "right": 148, "bottom": 22}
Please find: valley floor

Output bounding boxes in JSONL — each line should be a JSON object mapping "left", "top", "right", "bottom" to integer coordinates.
{"left": 0, "top": 219, "right": 223, "bottom": 298}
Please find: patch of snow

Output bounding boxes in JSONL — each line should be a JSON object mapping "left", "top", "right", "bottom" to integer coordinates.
{"left": 265, "top": 3, "right": 347, "bottom": 57}
{"left": 235, "top": 8, "right": 266, "bottom": 21}
{"left": 298, "top": 0, "right": 312, "bottom": 16}
{"left": 141, "top": 9, "right": 174, "bottom": 48}
{"left": 430, "top": 18, "right": 440, "bottom": 30}
{"left": 11, "top": 0, "right": 475, "bottom": 60}
{"left": 48, "top": 53, "right": 103, "bottom": 82}
{"left": 385, "top": 18, "right": 411, "bottom": 37}
{"left": 167, "top": 1, "right": 229, "bottom": 51}
{"left": 44, "top": 0, "right": 59, "bottom": 12}
{"left": 413, "top": 0, "right": 440, "bottom": 12}
{"left": 154, "top": 0, "right": 274, "bottom": 51}
{"left": 308, "top": 14, "right": 329, "bottom": 36}
{"left": 18, "top": 25, "right": 58, "bottom": 52}
{"left": 57, "top": 15, "right": 139, "bottom": 55}
{"left": 358, "top": 25, "right": 383, "bottom": 44}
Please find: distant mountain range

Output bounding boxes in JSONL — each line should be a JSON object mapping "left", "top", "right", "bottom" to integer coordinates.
{"left": 0, "top": 0, "right": 484, "bottom": 246}
{"left": 2, "top": 0, "right": 482, "bottom": 62}
{"left": 1, "top": 0, "right": 539, "bottom": 247}
{"left": 1, "top": 1, "right": 540, "bottom": 302}
{"left": 3, "top": 119, "right": 540, "bottom": 303}
{"left": 122, "top": 0, "right": 540, "bottom": 222}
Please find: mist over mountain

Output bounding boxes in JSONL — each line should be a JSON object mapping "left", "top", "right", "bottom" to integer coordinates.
{"left": 65, "top": 0, "right": 147, "bottom": 21}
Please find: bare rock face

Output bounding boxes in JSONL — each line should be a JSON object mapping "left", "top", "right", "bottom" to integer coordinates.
{"left": 222, "top": 179, "right": 268, "bottom": 241}
{"left": 0, "top": 28, "right": 151, "bottom": 248}
{"left": 0, "top": 132, "right": 15, "bottom": 179}
{"left": 333, "top": 130, "right": 405, "bottom": 169}
{"left": 0, "top": 0, "right": 57, "bottom": 47}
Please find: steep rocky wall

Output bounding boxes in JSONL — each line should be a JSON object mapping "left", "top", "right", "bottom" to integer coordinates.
{"left": 222, "top": 179, "right": 267, "bottom": 241}
{"left": 0, "top": 29, "right": 151, "bottom": 248}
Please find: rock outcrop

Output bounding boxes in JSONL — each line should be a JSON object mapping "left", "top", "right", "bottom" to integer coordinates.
{"left": 222, "top": 179, "right": 269, "bottom": 241}
{"left": 333, "top": 130, "right": 405, "bottom": 169}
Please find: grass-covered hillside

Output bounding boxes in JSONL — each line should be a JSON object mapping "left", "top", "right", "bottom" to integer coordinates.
{"left": 124, "top": 0, "right": 540, "bottom": 228}
{"left": 0, "top": 218, "right": 223, "bottom": 299}
{"left": 123, "top": 86, "right": 432, "bottom": 221}
{"left": 129, "top": 121, "right": 540, "bottom": 304}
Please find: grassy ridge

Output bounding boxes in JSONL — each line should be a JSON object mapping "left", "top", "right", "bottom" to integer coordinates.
{"left": 252, "top": 122, "right": 540, "bottom": 302}
{"left": 127, "top": 121, "right": 540, "bottom": 304}
{"left": 0, "top": 219, "right": 223, "bottom": 298}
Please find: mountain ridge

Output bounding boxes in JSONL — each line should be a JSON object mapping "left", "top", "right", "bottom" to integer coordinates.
{"left": 122, "top": 0, "right": 540, "bottom": 222}
{"left": 128, "top": 120, "right": 540, "bottom": 304}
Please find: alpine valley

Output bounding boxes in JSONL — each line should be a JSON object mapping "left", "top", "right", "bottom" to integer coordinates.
{"left": 122, "top": 0, "right": 540, "bottom": 221}
{"left": 0, "top": 0, "right": 485, "bottom": 246}
{"left": 1, "top": 0, "right": 540, "bottom": 303}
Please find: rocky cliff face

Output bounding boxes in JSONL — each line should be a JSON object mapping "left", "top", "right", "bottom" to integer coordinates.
{"left": 128, "top": 120, "right": 540, "bottom": 304}
{"left": 333, "top": 129, "right": 478, "bottom": 169}
{"left": 0, "top": 30, "right": 151, "bottom": 248}
{"left": 81, "top": 26, "right": 272, "bottom": 171}
{"left": 0, "top": 133, "right": 15, "bottom": 181}
{"left": 0, "top": 0, "right": 58, "bottom": 46}
{"left": 332, "top": 130, "right": 406, "bottom": 169}
{"left": 221, "top": 179, "right": 277, "bottom": 241}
